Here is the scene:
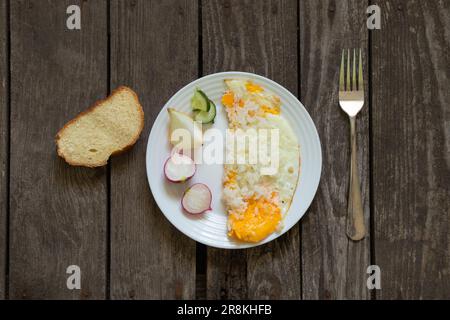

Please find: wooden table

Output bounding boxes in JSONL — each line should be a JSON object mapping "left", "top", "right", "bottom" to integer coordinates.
{"left": 0, "top": 0, "right": 448, "bottom": 300}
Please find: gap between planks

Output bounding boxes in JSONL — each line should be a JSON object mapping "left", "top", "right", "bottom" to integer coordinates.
{"left": 106, "top": 0, "right": 112, "bottom": 300}
{"left": 4, "top": 0, "right": 11, "bottom": 300}
{"left": 195, "top": 0, "right": 207, "bottom": 300}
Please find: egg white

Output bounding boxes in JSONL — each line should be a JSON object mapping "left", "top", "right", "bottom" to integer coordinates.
{"left": 222, "top": 79, "right": 300, "bottom": 218}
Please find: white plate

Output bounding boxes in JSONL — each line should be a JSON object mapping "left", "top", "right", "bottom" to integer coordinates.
{"left": 146, "top": 72, "right": 321, "bottom": 249}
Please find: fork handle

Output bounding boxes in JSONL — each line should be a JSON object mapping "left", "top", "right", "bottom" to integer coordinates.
{"left": 346, "top": 116, "right": 366, "bottom": 241}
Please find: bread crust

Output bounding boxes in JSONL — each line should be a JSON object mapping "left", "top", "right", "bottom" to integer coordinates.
{"left": 55, "top": 86, "right": 145, "bottom": 167}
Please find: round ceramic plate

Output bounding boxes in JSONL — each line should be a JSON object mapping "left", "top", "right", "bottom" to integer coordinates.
{"left": 146, "top": 71, "right": 321, "bottom": 249}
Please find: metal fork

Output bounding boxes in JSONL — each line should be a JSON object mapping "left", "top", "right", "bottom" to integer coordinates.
{"left": 339, "top": 49, "right": 366, "bottom": 241}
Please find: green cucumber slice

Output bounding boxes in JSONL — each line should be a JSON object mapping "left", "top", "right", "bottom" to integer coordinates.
{"left": 191, "top": 89, "right": 210, "bottom": 112}
{"left": 194, "top": 100, "right": 216, "bottom": 124}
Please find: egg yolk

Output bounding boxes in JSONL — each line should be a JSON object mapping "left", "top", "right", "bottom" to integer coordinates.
{"left": 228, "top": 196, "right": 281, "bottom": 243}
{"left": 246, "top": 82, "right": 264, "bottom": 93}
{"left": 221, "top": 91, "right": 234, "bottom": 107}
{"left": 261, "top": 105, "right": 280, "bottom": 115}
{"left": 224, "top": 170, "right": 237, "bottom": 188}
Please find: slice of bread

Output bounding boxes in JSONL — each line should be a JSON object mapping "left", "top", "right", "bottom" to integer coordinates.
{"left": 56, "top": 86, "right": 144, "bottom": 167}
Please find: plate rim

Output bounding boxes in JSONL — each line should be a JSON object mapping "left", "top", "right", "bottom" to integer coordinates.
{"left": 146, "top": 71, "right": 322, "bottom": 249}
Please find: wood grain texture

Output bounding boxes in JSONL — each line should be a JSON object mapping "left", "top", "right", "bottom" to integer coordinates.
{"left": 9, "top": 0, "right": 107, "bottom": 299}
{"left": 299, "top": 0, "right": 371, "bottom": 299}
{"left": 109, "top": 0, "right": 197, "bottom": 299}
{"left": 203, "top": 0, "right": 301, "bottom": 299}
{"left": 372, "top": 0, "right": 450, "bottom": 299}
{"left": 0, "top": 0, "right": 8, "bottom": 299}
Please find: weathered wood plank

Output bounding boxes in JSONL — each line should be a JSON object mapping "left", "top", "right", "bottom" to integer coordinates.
{"left": 372, "top": 0, "right": 450, "bottom": 299}
{"left": 299, "top": 0, "right": 371, "bottom": 299}
{"left": 0, "top": 0, "right": 8, "bottom": 299}
{"left": 109, "top": 0, "right": 197, "bottom": 299}
{"left": 203, "top": 0, "right": 301, "bottom": 299}
{"left": 9, "top": 0, "right": 108, "bottom": 299}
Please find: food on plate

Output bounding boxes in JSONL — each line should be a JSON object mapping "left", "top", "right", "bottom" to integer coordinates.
{"left": 194, "top": 100, "right": 216, "bottom": 124}
{"left": 56, "top": 86, "right": 144, "bottom": 167}
{"left": 168, "top": 108, "right": 203, "bottom": 150}
{"left": 164, "top": 153, "right": 196, "bottom": 183}
{"left": 191, "top": 88, "right": 216, "bottom": 124}
{"left": 222, "top": 79, "right": 300, "bottom": 243}
{"left": 191, "top": 89, "right": 210, "bottom": 112}
{"left": 182, "top": 183, "right": 212, "bottom": 214}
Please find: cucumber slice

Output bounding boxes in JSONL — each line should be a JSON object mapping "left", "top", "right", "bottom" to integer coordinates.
{"left": 191, "top": 89, "right": 210, "bottom": 112}
{"left": 194, "top": 100, "right": 216, "bottom": 124}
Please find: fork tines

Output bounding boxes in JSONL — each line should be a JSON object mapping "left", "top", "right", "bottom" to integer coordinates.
{"left": 339, "top": 49, "right": 363, "bottom": 92}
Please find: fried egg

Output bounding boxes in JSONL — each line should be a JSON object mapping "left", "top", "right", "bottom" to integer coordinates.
{"left": 221, "top": 79, "right": 300, "bottom": 243}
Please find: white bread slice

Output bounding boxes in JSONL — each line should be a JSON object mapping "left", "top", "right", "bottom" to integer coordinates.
{"left": 56, "top": 86, "right": 144, "bottom": 167}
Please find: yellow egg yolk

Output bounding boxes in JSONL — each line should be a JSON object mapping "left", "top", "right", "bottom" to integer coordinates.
{"left": 221, "top": 91, "right": 234, "bottom": 108}
{"left": 228, "top": 195, "right": 281, "bottom": 243}
{"left": 246, "top": 82, "right": 264, "bottom": 93}
{"left": 224, "top": 170, "right": 237, "bottom": 188}
{"left": 261, "top": 105, "right": 280, "bottom": 115}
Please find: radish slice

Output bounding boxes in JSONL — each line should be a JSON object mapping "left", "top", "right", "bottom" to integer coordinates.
{"left": 164, "top": 153, "right": 196, "bottom": 183}
{"left": 182, "top": 183, "right": 212, "bottom": 214}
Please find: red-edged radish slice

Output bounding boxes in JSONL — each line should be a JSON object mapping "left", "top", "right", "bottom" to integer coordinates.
{"left": 181, "top": 183, "right": 212, "bottom": 214}
{"left": 164, "top": 153, "right": 196, "bottom": 183}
